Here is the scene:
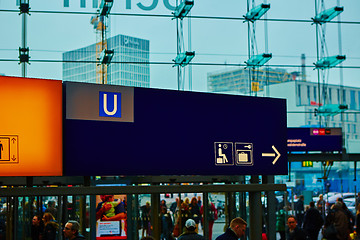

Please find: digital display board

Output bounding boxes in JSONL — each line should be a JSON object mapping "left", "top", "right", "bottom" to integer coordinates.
{"left": 287, "top": 128, "right": 342, "bottom": 152}
{"left": 0, "top": 76, "right": 62, "bottom": 176}
{"left": 64, "top": 82, "right": 288, "bottom": 176}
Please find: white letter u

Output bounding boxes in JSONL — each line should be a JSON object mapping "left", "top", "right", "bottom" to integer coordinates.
{"left": 103, "top": 93, "right": 118, "bottom": 115}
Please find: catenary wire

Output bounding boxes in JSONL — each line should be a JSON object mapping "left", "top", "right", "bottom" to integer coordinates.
{"left": 1, "top": 58, "right": 360, "bottom": 69}
{"left": 1, "top": 9, "right": 360, "bottom": 24}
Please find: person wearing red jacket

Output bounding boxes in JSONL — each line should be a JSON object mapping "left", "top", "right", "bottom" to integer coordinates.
{"left": 200, "top": 200, "right": 218, "bottom": 240}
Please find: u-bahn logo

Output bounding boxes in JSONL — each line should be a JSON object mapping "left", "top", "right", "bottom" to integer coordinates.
{"left": 99, "top": 91, "right": 121, "bottom": 118}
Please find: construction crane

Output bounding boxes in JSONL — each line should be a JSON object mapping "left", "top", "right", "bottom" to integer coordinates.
{"left": 90, "top": 0, "right": 114, "bottom": 84}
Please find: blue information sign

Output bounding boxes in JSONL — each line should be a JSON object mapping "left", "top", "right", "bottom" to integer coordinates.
{"left": 287, "top": 128, "right": 342, "bottom": 152}
{"left": 64, "top": 82, "right": 288, "bottom": 176}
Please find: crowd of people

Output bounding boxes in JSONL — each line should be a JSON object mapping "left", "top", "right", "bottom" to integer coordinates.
{"left": 31, "top": 213, "right": 85, "bottom": 240}
{"left": 26, "top": 192, "right": 360, "bottom": 240}
{"left": 140, "top": 196, "right": 219, "bottom": 240}
{"left": 28, "top": 199, "right": 89, "bottom": 240}
{"left": 277, "top": 192, "right": 360, "bottom": 240}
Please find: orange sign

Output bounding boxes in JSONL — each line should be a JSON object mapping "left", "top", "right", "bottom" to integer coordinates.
{"left": 0, "top": 76, "right": 62, "bottom": 176}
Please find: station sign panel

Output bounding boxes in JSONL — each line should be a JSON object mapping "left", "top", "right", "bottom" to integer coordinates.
{"left": 0, "top": 76, "right": 62, "bottom": 176}
{"left": 64, "top": 82, "right": 288, "bottom": 176}
{"left": 287, "top": 127, "right": 342, "bottom": 152}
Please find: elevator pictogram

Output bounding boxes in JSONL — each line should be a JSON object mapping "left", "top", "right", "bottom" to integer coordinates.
{"left": 0, "top": 135, "right": 19, "bottom": 164}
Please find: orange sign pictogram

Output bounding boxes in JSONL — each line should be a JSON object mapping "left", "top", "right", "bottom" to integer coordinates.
{"left": 0, "top": 135, "right": 19, "bottom": 163}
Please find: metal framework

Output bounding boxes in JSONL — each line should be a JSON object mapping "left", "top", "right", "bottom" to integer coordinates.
{"left": 173, "top": 0, "right": 194, "bottom": 90}
{"left": 244, "top": 1, "right": 271, "bottom": 96}
{"left": 19, "top": 0, "right": 30, "bottom": 77}
{"left": 91, "top": 0, "right": 114, "bottom": 84}
{"left": 313, "top": 0, "right": 345, "bottom": 127}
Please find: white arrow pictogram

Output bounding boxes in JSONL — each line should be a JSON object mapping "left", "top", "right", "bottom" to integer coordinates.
{"left": 262, "top": 145, "right": 281, "bottom": 165}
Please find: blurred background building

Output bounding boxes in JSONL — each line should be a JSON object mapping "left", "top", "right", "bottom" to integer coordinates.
{"left": 207, "top": 67, "right": 294, "bottom": 94}
{"left": 63, "top": 34, "right": 150, "bottom": 87}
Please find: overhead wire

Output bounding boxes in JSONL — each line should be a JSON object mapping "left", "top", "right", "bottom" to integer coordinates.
{"left": 1, "top": 58, "right": 360, "bottom": 69}
{"left": 1, "top": 8, "right": 360, "bottom": 24}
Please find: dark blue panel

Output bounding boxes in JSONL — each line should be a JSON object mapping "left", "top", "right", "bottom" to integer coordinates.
{"left": 287, "top": 128, "right": 342, "bottom": 152}
{"left": 64, "top": 87, "right": 288, "bottom": 176}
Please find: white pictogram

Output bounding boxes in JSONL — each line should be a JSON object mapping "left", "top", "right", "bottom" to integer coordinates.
{"left": 235, "top": 143, "right": 254, "bottom": 166}
{"left": 217, "top": 144, "right": 228, "bottom": 163}
{"left": 262, "top": 145, "right": 281, "bottom": 165}
{"left": 214, "top": 142, "right": 234, "bottom": 166}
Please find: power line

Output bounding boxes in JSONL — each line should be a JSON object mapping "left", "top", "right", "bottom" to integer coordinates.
{"left": 1, "top": 9, "right": 360, "bottom": 24}
{"left": 2, "top": 48, "right": 360, "bottom": 61}
{"left": 1, "top": 58, "right": 360, "bottom": 69}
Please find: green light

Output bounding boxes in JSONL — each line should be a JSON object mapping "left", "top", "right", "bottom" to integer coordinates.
{"left": 174, "top": 51, "right": 195, "bottom": 67}
{"left": 244, "top": 4, "right": 270, "bottom": 22}
{"left": 313, "top": 6, "right": 343, "bottom": 24}
{"left": 314, "top": 55, "right": 346, "bottom": 70}
{"left": 245, "top": 53, "right": 272, "bottom": 67}
{"left": 302, "top": 161, "right": 313, "bottom": 167}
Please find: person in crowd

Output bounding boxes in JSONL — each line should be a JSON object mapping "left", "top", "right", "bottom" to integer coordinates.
{"left": 172, "top": 199, "right": 183, "bottom": 238}
{"left": 178, "top": 219, "right": 205, "bottom": 240}
{"left": 197, "top": 196, "right": 203, "bottom": 230}
{"left": 337, "top": 197, "right": 355, "bottom": 234}
{"left": 356, "top": 203, "right": 360, "bottom": 235}
{"left": 216, "top": 217, "right": 247, "bottom": 240}
{"left": 170, "top": 198, "right": 179, "bottom": 224}
{"left": 316, "top": 194, "right": 326, "bottom": 217}
{"left": 276, "top": 206, "right": 287, "bottom": 240}
{"left": 45, "top": 200, "right": 57, "bottom": 220}
{"left": 294, "top": 195, "right": 305, "bottom": 228}
{"left": 63, "top": 220, "right": 85, "bottom": 240}
{"left": 141, "top": 201, "right": 152, "bottom": 238}
{"left": 42, "top": 212, "right": 59, "bottom": 240}
{"left": 197, "top": 196, "right": 202, "bottom": 209}
{"left": 31, "top": 214, "right": 44, "bottom": 240}
{"left": 325, "top": 201, "right": 349, "bottom": 240}
{"left": 356, "top": 192, "right": 360, "bottom": 209}
{"left": 286, "top": 215, "right": 306, "bottom": 240}
{"left": 159, "top": 206, "right": 174, "bottom": 240}
{"left": 180, "top": 198, "right": 191, "bottom": 230}
{"left": 200, "top": 199, "right": 218, "bottom": 240}
{"left": 160, "top": 199, "right": 167, "bottom": 209}
{"left": 189, "top": 197, "right": 201, "bottom": 232}
{"left": 302, "top": 201, "right": 324, "bottom": 240}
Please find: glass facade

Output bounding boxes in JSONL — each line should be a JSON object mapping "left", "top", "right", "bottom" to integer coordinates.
{"left": 1, "top": 0, "right": 360, "bottom": 239}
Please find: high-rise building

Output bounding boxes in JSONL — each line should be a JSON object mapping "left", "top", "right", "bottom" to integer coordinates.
{"left": 63, "top": 34, "right": 150, "bottom": 87}
{"left": 207, "top": 67, "right": 295, "bottom": 94}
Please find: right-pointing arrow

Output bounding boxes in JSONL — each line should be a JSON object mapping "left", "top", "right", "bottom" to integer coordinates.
{"left": 262, "top": 145, "right": 281, "bottom": 165}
